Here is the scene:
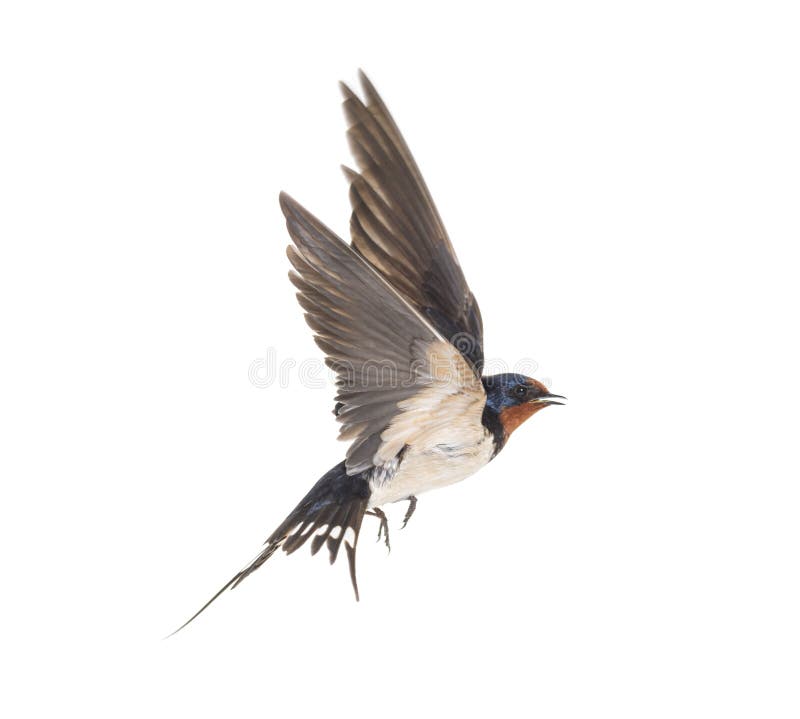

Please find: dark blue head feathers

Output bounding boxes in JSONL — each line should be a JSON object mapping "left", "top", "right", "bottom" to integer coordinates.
{"left": 482, "top": 373, "right": 539, "bottom": 413}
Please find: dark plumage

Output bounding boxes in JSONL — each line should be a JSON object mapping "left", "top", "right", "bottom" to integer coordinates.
{"left": 341, "top": 72, "right": 484, "bottom": 372}
{"left": 171, "top": 72, "right": 564, "bottom": 634}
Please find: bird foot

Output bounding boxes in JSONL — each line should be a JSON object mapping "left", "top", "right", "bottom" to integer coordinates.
{"left": 367, "top": 508, "right": 391, "bottom": 552}
{"left": 401, "top": 496, "right": 417, "bottom": 529}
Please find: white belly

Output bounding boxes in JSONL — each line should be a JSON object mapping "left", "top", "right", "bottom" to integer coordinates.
{"left": 367, "top": 430, "right": 495, "bottom": 507}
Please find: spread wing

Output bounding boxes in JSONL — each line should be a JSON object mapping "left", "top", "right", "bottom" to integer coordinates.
{"left": 340, "top": 71, "right": 484, "bottom": 374}
{"left": 281, "top": 193, "right": 485, "bottom": 476}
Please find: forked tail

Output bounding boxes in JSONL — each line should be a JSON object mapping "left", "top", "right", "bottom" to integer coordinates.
{"left": 169, "top": 462, "right": 370, "bottom": 635}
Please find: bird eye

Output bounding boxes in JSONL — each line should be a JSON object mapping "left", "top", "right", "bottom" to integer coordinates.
{"left": 513, "top": 385, "right": 528, "bottom": 398}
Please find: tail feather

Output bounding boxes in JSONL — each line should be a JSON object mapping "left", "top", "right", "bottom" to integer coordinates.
{"left": 169, "top": 462, "right": 370, "bottom": 635}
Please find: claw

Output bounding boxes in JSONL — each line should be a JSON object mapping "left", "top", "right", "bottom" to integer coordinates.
{"left": 401, "top": 496, "right": 417, "bottom": 529}
{"left": 367, "top": 508, "right": 391, "bottom": 552}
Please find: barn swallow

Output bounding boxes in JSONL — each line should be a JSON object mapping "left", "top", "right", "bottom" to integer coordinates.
{"left": 173, "top": 71, "right": 564, "bottom": 633}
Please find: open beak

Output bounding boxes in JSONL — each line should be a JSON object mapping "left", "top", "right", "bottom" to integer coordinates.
{"left": 532, "top": 393, "right": 567, "bottom": 406}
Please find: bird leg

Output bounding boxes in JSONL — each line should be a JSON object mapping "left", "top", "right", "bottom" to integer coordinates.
{"left": 366, "top": 508, "right": 390, "bottom": 552}
{"left": 401, "top": 496, "right": 417, "bottom": 529}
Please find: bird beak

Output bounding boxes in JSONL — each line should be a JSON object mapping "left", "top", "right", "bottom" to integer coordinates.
{"left": 532, "top": 393, "right": 567, "bottom": 406}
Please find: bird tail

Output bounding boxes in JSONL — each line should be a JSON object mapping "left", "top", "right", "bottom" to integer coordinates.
{"left": 169, "top": 461, "right": 370, "bottom": 635}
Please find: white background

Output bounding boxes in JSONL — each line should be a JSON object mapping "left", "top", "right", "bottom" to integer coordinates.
{"left": 1, "top": 1, "right": 798, "bottom": 717}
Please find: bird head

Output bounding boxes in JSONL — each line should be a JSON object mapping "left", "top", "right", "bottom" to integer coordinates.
{"left": 482, "top": 373, "right": 565, "bottom": 439}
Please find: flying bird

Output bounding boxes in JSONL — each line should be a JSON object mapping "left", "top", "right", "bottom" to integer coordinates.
{"left": 173, "top": 71, "right": 564, "bottom": 633}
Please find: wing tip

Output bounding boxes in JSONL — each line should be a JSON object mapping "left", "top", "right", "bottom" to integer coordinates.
{"left": 357, "top": 68, "right": 377, "bottom": 98}
{"left": 278, "top": 190, "right": 297, "bottom": 216}
{"left": 340, "top": 164, "right": 358, "bottom": 181}
{"left": 339, "top": 79, "right": 355, "bottom": 99}
{"left": 342, "top": 69, "right": 373, "bottom": 98}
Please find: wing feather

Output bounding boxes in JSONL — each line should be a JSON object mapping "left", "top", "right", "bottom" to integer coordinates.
{"left": 340, "top": 71, "right": 484, "bottom": 372}
{"left": 280, "top": 193, "right": 484, "bottom": 475}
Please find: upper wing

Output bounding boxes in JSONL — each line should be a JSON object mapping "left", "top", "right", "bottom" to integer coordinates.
{"left": 340, "top": 71, "right": 484, "bottom": 374}
{"left": 281, "top": 193, "right": 485, "bottom": 475}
